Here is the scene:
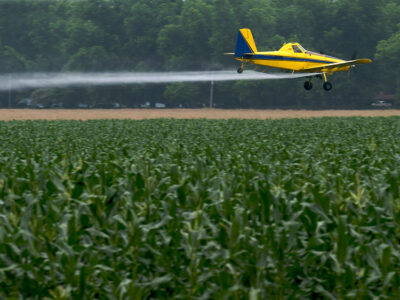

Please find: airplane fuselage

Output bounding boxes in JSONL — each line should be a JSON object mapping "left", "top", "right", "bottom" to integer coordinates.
{"left": 231, "top": 29, "right": 371, "bottom": 91}
{"left": 235, "top": 43, "right": 350, "bottom": 73}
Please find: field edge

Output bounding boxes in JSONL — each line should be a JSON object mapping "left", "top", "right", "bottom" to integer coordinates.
{"left": 1, "top": 108, "right": 400, "bottom": 120}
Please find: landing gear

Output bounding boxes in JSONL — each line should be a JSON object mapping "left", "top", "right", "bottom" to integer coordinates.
{"left": 304, "top": 81, "right": 313, "bottom": 90}
{"left": 322, "top": 73, "right": 332, "bottom": 91}
{"left": 323, "top": 81, "right": 332, "bottom": 91}
{"left": 237, "top": 62, "right": 245, "bottom": 74}
{"left": 303, "top": 73, "right": 333, "bottom": 91}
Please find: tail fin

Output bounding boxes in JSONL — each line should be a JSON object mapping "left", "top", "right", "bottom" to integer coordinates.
{"left": 234, "top": 28, "right": 258, "bottom": 57}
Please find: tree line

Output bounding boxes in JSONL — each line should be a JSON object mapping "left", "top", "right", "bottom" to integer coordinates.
{"left": 0, "top": 0, "right": 399, "bottom": 108}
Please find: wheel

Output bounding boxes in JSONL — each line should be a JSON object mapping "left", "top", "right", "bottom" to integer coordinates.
{"left": 237, "top": 67, "right": 243, "bottom": 74}
{"left": 323, "top": 81, "right": 332, "bottom": 91}
{"left": 304, "top": 81, "right": 313, "bottom": 90}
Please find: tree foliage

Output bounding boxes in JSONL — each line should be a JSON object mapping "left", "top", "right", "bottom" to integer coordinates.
{"left": 0, "top": 0, "right": 398, "bottom": 107}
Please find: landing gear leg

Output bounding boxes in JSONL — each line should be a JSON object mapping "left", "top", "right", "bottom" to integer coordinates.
{"left": 322, "top": 73, "right": 332, "bottom": 91}
{"left": 237, "top": 62, "right": 245, "bottom": 74}
{"left": 304, "top": 78, "right": 313, "bottom": 90}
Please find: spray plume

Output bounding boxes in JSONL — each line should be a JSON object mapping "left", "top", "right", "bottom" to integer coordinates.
{"left": 0, "top": 71, "right": 317, "bottom": 91}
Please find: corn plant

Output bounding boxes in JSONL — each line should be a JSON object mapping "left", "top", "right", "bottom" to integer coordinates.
{"left": 0, "top": 118, "right": 399, "bottom": 299}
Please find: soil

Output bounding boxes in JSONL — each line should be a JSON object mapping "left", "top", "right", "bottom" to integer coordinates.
{"left": 1, "top": 109, "right": 400, "bottom": 121}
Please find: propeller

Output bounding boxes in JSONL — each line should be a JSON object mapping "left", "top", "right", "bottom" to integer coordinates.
{"left": 350, "top": 50, "right": 357, "bottom": 61}
{"left": 348, "top": 50, "right": 358, "bottom": 79}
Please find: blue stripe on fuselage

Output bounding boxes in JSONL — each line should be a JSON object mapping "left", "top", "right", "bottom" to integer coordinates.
{"left": 243, "top": 54, "right": 334, "bottom": 64}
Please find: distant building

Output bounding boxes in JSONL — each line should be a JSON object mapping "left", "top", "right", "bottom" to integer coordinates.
{"left": 374, "top": 92, "right": 395, "bottom": 101}
{"left": 155, "top": 103, "right": 166, "bottom": 108}
{"left": 371, "top": 100, "right": 392, "bottom": 108}
{"left": 372, "top": 92, "right": 395, "bottom": 108}
{"left": 140, "top": 101, "right": 151, "bottom": 108}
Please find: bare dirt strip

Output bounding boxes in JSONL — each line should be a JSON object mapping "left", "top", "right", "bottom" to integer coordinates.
{"left": 1, "top": 109, "right": 400, "bottom": 121}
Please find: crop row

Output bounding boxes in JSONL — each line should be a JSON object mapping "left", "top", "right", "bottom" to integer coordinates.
{"left": 0, "top": 118, "right": 399, "bottom": 299}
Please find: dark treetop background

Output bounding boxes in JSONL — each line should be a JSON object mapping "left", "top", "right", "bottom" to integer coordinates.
{"left": 0, "top": 0, "right": 399, "bottom": 108}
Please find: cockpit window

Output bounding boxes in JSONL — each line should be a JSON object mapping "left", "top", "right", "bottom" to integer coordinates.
{"left": 292, "top": 45, "right": 303, "bottom": 53}
{"left": 298, "top": 44, "right": 306, "bottom": 52}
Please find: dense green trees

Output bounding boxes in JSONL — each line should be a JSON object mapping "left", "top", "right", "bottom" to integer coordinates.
{"left": 0, "top": 0, "right": 398, "bottom": 108}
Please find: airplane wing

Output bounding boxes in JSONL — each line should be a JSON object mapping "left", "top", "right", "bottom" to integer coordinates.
{"left": 252, "top": 68, "right": 322, "bottom": 78}
{"left": 301, "top": 59, "right": 372, "bottom": 72}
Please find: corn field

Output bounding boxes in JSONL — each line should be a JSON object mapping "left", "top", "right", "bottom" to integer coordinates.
{"left": 0, "top": 118, "right": 400, "bottom": 299}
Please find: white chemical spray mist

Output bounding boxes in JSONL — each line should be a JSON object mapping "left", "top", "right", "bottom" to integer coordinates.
{"left": 0, "top": 71, "right": 317, "bottom": 91}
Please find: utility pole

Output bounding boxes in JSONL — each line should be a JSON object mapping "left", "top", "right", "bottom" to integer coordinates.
{"left": 8, "top": 76, "right": 11, "bottom": 108}
{"left": 209, "top": 80, "right": 214, "bottom": 108}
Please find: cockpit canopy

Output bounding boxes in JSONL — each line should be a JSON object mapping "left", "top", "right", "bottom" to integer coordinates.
{"left": 292, "top": 44, "right": 305, "bottom": 53}
{"left": 278, "top": 43, "right": 306, "bottom": 53}
{"left": 279, "top": 43, "right": 340, "bottom": 60}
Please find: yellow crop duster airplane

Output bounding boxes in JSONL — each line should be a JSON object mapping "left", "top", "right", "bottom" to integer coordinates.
{"left": 228, "top": 28, "right": 372, "bottom": 91}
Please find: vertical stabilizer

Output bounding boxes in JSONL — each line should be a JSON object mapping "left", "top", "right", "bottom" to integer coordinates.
{"left": 234, "top": 28, "right": 258, "bottom": 57}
